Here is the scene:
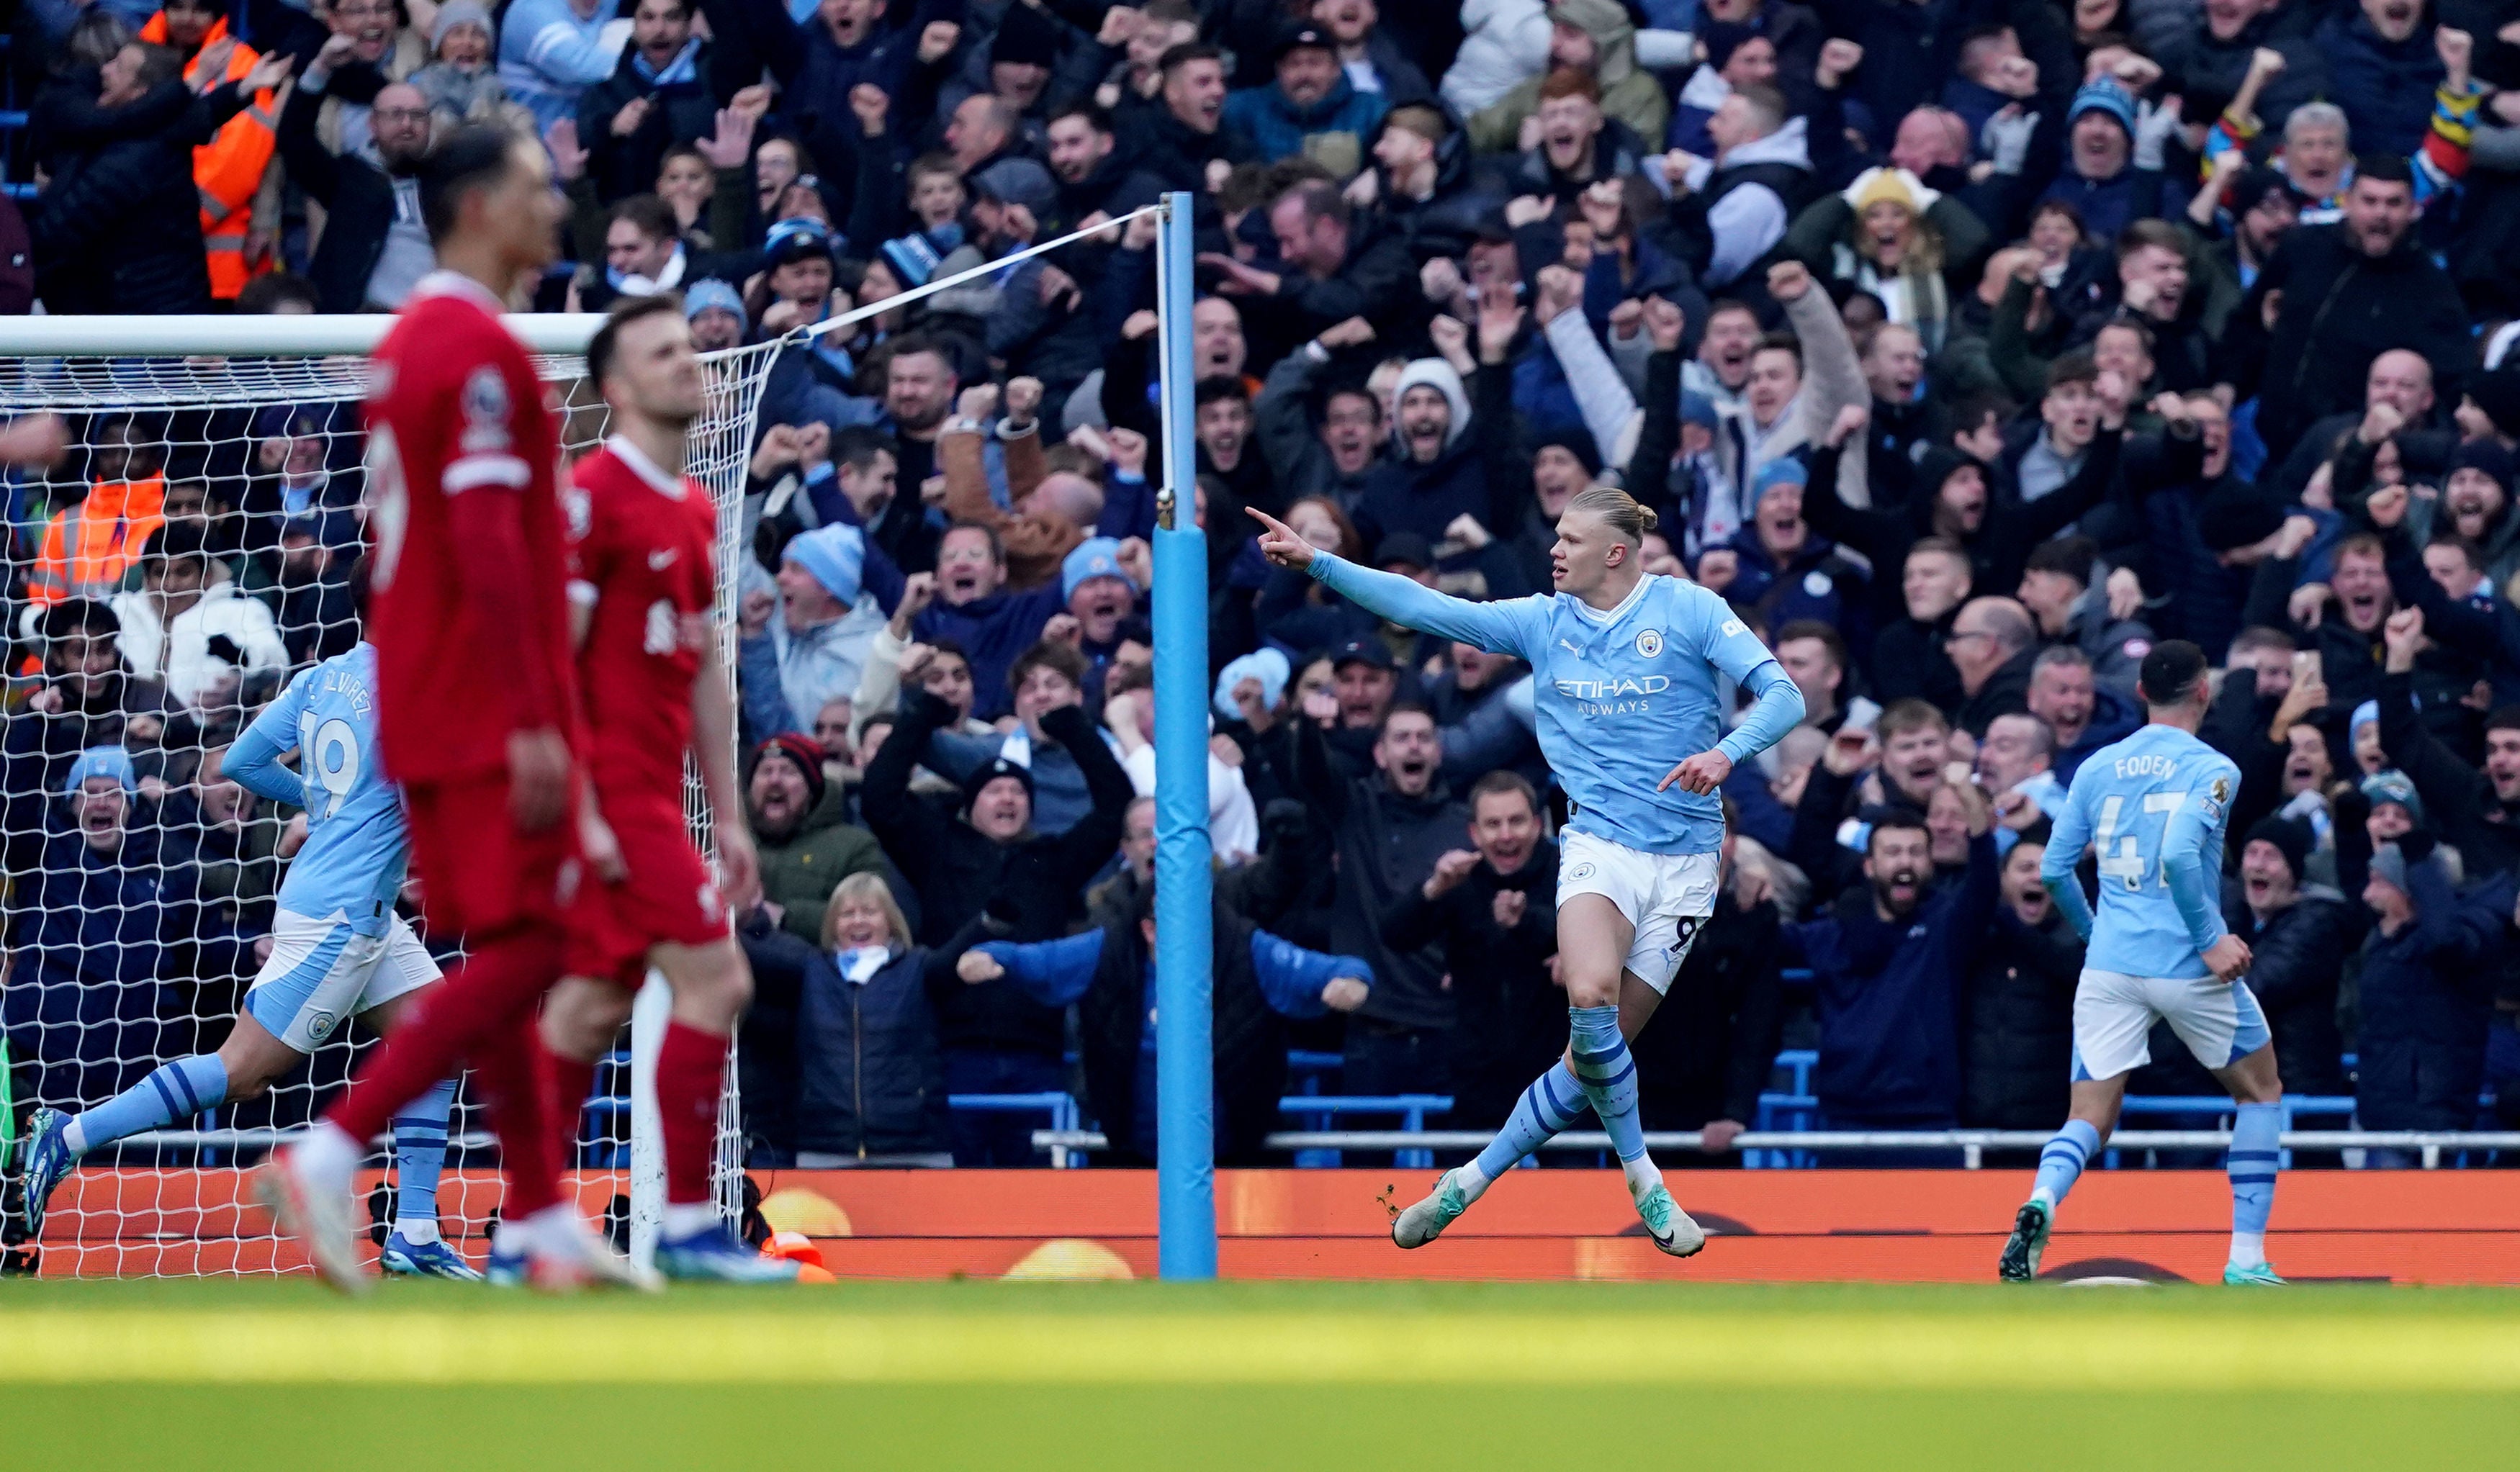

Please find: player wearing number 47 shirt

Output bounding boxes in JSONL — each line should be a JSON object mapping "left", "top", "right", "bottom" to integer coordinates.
{"left": 2004, "top": 640, "right": 2290, "bottom": 1287}
{"left": 1249, "top": 486, "right": 1804, "bottom": 1260}
{"left": 533, "top": 293, "right": 792, "bottom": 1283}
{"left": 19, "top": 641, "right": 479, "bottom": 1279}
{"left": 258, "top": 127, "right": 647, "bottom": 1295}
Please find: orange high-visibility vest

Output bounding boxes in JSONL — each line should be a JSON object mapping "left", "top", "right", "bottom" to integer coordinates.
{"left": 29, "top": 475, "right": 166, "bottom": 610}
{"left": 140, "top": 13, "right": 277, "bottom": 300}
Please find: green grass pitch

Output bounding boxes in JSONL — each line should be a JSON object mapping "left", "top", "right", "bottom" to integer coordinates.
{"left": 6, "top": 1278, "right": 2518, "bottom": 1469}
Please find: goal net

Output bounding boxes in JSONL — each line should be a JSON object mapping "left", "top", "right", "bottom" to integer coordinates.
{"left": 0, "top": 330, "right": 775, "bottom": 1277}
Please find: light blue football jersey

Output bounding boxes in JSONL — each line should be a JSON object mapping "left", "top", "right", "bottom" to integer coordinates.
{"left": 2042, "top": 722, "right": 2240, "bottom": 979}
{"left": 225, "top": 644, "right": 411, "bottom": 936}
{"left": 1308, "top": 556, "right": 1801, "bottom": 855}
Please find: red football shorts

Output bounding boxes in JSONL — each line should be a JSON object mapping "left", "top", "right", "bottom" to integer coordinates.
{"left": 567, "top": 804, "right": 732, "bottom": 985}
{"left": 404, "top": 776, "right": 584, "bottom": 941}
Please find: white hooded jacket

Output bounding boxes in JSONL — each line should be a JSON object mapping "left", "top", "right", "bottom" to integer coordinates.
{"left": 109, "top": 582, "right": 290, "bottom": 711}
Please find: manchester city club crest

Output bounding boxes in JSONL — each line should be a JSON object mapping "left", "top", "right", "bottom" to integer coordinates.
{"left": 1635, "top": 628, "right": 1664, "bottom": 658}
{"left": 305, "top": 1010, "right": 339, "bottom": 1043}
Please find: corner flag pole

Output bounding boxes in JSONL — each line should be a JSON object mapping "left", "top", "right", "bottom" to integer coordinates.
{"left": 1152, "top": 191, "right": 1218, "bottom": 1280}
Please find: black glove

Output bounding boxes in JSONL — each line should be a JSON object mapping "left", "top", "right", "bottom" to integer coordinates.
{"left": 2398, "top": 828, "right": 2437, "bottom": 866}
{"left": 1260, "top": 798, "right": 1310, "bottom": 849}
{"left": 1035, "top": 701, "right": 1093, "bottom": 745}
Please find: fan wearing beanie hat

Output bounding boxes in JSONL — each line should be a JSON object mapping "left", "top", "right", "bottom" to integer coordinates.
{"left": 2439, "top": 438, "right": 2517, "bottom": 546}
{"left": 2230, "top": 813, "right": 2353, "bottom": 1100}
{"left": 1737, "top": 456, "right": 1813, "bottom": 577}
{"left": 2240, "top": 816, "right": 2312, "bottom": 898}
{"left": 752, "top": 524, "right": 887, "bottom": 745}
{"left": 989, "top": 0, "right": 1062, "bottom": 96}
{"left": 961, "top": 757, "right": 1038, "bottom": 832}
{"left": 743, "top": 734, "right": 889, "bottom": 946}
{"left": 683, "top": 278, "right": 748, "bottom": 352}
{"left": 2359, "top": 769, "right": 2424, "bottom": 839}
{"left": 2051, "top": 76, "right": 2148, "bottom": 236}
{"left": 1061, "top": 537, "right": 1147, "bottom": 691}
{"left": 1486, "top": 425, "right": 1604, "bottom": 594}
{"left": 1698, "top": 450, "right": 1868, "bottom": 636}
{"left": 758, "top": 220, "right": 842, "bottom": 338}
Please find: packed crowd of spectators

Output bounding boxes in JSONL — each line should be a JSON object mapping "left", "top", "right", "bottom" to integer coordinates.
{"left": 11, "top": 0, "right": 2520, "bottom": 1170}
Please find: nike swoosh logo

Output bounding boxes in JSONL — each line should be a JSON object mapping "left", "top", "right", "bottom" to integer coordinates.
{"left": 648, "top": 549, "right": 679, "bottom": 570}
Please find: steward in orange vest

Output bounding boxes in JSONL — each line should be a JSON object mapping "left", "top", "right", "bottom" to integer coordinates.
{"left": 29, "top": 423, "right": 168, "bottom": 613}
{"left": 140, "top": 0, "right": 279, "bottom": 300}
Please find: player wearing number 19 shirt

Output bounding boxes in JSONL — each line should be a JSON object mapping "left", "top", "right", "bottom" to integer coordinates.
{"left": 20, "top": 643, "right": 477, "bottom": 1278}
{"left": 2005, "top": 640, "right": 2287, "bottom": 1286}
{"left": 258, "top": 127, "right": 644, "bottom": 1293}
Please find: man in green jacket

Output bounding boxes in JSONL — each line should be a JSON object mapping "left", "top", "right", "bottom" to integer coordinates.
{"left": 747, "top": 734, "right": 887, "bottom": 946}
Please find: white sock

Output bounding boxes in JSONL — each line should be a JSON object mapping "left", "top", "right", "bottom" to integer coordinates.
{"left": 393, "top": 1218, "right": 441, "bottom": 1246}
{"left": 662, "top": 1201, "right": 721, "bottom": 1239}
{"left": 1451, "top": 1162, "right": 1493, "bottom": 1205}
{"left": 292, "top": 1121, "right": 364, "bottom": 1191}
{"left": 61, "top": 1119, "right": 87, "bottom": 1155}
{"left": 2228, "top": 1230, "right": 2265, "bottom": 1269}
{"left": 2030, "top": 1186, "right": 2057, "bottom": 1210}
{"left": 1621, "top": 1152, "right": 1665, "bottom": 1200}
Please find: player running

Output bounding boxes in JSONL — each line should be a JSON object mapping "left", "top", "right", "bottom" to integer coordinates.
{"left": 258, "top": 125, "right": 643, "bottom": 1293}
{"left": 21, "top": 635, "right": 478, "bottom": 1280}
{"left": 528, "top": 294, "right": 791, "bottom": 1283}
{"left": 1248, "top": 487, "right": 1803, "bottom": 1252}
{"left": 2004, "top": 640, "right": 2286, "bottom": 1286}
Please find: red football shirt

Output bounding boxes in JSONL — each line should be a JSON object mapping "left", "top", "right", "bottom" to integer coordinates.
{"left": 364, "top": 271, "right": 575, "bottom": 785}
{"left": 566, "top": 435, "right": 719, "bottom": 819}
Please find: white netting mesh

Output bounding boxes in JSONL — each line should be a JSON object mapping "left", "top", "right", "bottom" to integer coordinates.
{"left": 0, "top": 334, "right": 775, "bottom": 1275}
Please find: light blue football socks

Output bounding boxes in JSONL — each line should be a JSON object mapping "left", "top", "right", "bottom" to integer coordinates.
{"left": 388, "top": 1077, "right": 460, "bottom": 1244}
{"left": 1457, "top": 1062, "right": 1588, "bottom": 1201}
{"left": 2226, "top": 1101, "right": 2281, "bottom": 1269}
{"left": 63, "top": 1054, "right": 230, "bottom": 1155}
{"left": 2030, "top": 1117, "right": 2101, "bottom": 1210}
{"left": 1568, "top": 1004, "right": 1663, "bottom": 1198}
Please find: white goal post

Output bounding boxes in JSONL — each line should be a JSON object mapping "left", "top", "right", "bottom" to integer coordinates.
{"left": 0, "top": 312, "right": 767, "bottom": 1276}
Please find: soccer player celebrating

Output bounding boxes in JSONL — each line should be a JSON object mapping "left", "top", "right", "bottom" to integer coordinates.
{"left": 21, "top": 628, "right": 479, "bottom": 1280}
{"left": 258, "top": 125, "right": 640, "bottom": 1292}
{"left": 2005, "top": 641, "right": 2285, "bottom": 1286}
{"left": 530, "top": 294, "right": 791, "bottom": 1282}
{"left": 1249, "top": 487, "right": 1804, "bottom": 1253}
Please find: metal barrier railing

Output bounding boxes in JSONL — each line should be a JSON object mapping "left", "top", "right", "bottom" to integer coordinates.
{"left": 1028, "top": 1127, "right": 2520, "bottom": 1170}
{"left": 948, "top": 1092, "right": 1083, "bottom": 1168}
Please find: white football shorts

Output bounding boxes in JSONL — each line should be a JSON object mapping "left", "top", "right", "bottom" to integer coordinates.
{"left": 244, "top": 907, "right": 444, "bottom": 1052}
{"left": 1555, "top": 829, "right": 1722, "bottom": 995}
{"left": 2070, "top": 967, "right": 2273, "bottom": 1083}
